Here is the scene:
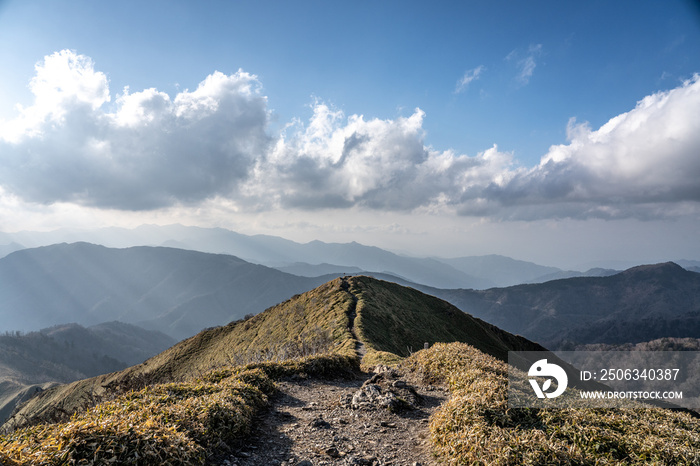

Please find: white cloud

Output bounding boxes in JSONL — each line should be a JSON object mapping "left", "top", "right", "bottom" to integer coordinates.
{"left": 0, "top": 50, "right": 698, "bottom": 223}
{"left": 455, "top": 65, "right": 485, "bottom": 93}
{"left": 0, "top": 50, "right": 269, "bottom": 210}
{"left": 243, "top": 103, "right": 517, "bottom": 212}
{"left": 507, "top": 44, "right": 542, "bottom": 86}
{"left": 484, "top": 74, "right": 700, "bottom": 219}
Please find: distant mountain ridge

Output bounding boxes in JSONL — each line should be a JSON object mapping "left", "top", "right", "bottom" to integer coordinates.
{"left": 432, "top": 262, "right": 700, "bottom": 348}
{"left": 0, "top": 242, "right": 334, "bottom": 339}
{"left": 0, "top": 224, "right": 667, "bottom": 289}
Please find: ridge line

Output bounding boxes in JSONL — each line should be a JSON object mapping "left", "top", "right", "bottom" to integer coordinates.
{"left": 340, "top": 277, "right": 367, "bottom": 358}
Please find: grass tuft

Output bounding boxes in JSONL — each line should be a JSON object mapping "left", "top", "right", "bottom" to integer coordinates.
{"left": 404, "top": 342, "right": 700, "bottom": 465}
{"left": 0, "top": 353, "right": 358, "bottom": 465}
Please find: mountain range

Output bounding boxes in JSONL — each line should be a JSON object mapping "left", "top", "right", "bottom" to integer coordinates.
{"left": 430, "top": 262, "right": 700, "bottom": 348}
{"left": 1, "top": 224, "right": 676, "bottom": 289}
{"left": 0, "top": 242, "right": 335, "bottom": 340}
{"left": 2, "top": 241, "right": 699, "bottom": 350}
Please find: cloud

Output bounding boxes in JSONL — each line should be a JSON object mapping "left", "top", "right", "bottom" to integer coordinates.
{"left": 507, "top": 44, "right": 542, "bottom": 85}
{"left": 481, "top": 74, "right": 700, "bottom": 219}
{"left": 455, "top": 65, "right": 485, "bottom": 93}
{"left": 0, "top": 50, "right": 269, "bottom": 210}
{"left": 242, "top": 103, "right": 517, "bottom": 212}
{"left": 1, "top": 50, "right": 699, "bottom": 222}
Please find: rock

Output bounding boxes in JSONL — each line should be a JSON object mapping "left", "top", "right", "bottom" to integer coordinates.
{"left": 309, "top": 416, "right": 331, "bottom": 429}
{"left": 325, "top": 446, "right": 341, "bottom": 458}
{"left": 347, "top": 456, "right": 378, "bottom": 465}
{"left": 351, "top": 383, "right": 409, "bottom": 412}
{"left": 295, "top": 460, "right": 313, "bottom": 466}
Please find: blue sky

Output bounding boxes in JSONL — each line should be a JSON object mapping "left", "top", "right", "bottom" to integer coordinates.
{"left": 0, "top": 0, "right": 699, "bottom": 267}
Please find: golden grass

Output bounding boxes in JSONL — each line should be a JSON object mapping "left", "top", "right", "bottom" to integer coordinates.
{"left": 0, "top": 352, "right": 359, "bottom": 466}
{"left": 0, "top": 368, "right": 269, "bottom": 465}
{"left": 404, "top": 342, "right": 700, "bottom": 465}
{"left": 360, "top": 349, "right": 405, "bottom": 371}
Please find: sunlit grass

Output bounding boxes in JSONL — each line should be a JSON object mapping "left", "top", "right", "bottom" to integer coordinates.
{"left": 404, "top": 342, "right": 700, "bottom": 465}
{"left": 0, "top": 352, "right": 358, "bottom": 465}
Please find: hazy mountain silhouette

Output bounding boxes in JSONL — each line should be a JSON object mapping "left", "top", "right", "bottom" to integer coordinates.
{"left": 437, "top": 254, "right": 561, "bottom": 287}
{"left": 0, "top": 243, "right": 335, "bottom": 339}
{"left": 0, "top": 225, "right": 551, "bottom": 288}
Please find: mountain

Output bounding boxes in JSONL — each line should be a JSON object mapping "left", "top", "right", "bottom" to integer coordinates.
{"left": 0, "top": 225, "right": 520, "bottom": 289}
{"left": 273, "top": 262, "right": 364, "bottom": 277}
{"left": 0, "top": 242, "right": 23, "bottom": 259}
{"left": 433, "top": 262, "right": 700, "bottom": 347}
{"left": 2, "top": 276, "right": 547, "bottom": 432}
{"left": 436, "top": 254, "right": 561, "bottom": 287}
{"left": 0, "top": 322, "right": 175, "bottom": 424}
{"left": 3, "top": 276, "right": 698, "bottom": 466}
{"left": 528, "top": 266, "right": 620, "bottom": 282}
{"left": 0, "top": 243, "right": 336, "bottom": 339}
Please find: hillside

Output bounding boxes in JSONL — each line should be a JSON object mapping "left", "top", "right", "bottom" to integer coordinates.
{"left": 1, "top": 276, "right": 544, "bottom": 433}
{"left": 2, "top": 276, "right": 699, "bottom": 465}
{"left": 433, "top": 262, "right": 700, "bottom": 347}
{"left": 0, "top": 322, "right": 175, "bottom": 424}
{"left": 0, "top": 243, "right": 334, "bottom": 339}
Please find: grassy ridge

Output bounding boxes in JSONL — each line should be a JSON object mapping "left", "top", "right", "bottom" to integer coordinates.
{"left": 404, "top": 342, "right": 700, "bottom": 465}
{"left": 349, "top": 276, "right": 544, "bottom": 361}
{"left": 3, "top": 279, "right": 358, "bottom": 432}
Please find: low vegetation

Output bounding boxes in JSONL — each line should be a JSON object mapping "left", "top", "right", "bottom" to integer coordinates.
{"left": 349, "top": 276, "right": 543, "bottom": 361}
{"left": 404, "top": 342, "right": 700, "bottom": 465}
{"left": 0, "top": 353, "right": 358, "bottom": 465}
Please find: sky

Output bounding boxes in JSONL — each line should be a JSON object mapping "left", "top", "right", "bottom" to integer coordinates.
{"left": 0, "top": 0, "right": 699, "bottom": 269}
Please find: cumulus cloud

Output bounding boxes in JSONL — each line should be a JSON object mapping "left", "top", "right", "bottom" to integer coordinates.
{"left": 0, "top": 50, "right": 269, "bottom": 210}
{"left": 482, "top": 74, "right": 700, "bottom": 219}
{"left": 242, "top": 103, "right": 517, "bottom": 212}
{"left": 455, "top": 65, "right": 485, "bottom": 93}
{"left": 1, "top": 50, "right": 699, "bottom": 221}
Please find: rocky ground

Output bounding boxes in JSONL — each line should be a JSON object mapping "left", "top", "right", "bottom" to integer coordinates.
{"left": 220, "top": 366, "right": 449, "bottom": 466}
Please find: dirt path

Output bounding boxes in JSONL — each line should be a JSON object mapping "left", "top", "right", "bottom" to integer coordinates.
{"left": 220, "top": 371, "right": 448, "bottom": 466}
{"left": 341, "top": 276, "right": 366, "bottom": 358}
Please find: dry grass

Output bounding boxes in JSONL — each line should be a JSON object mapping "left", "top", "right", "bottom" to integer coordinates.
{"left": 0, "top": 278, "right": 362, "bottom": 464}
{"left": 404, "top": 342, "right": 700, "bottom": 465}
{"left": 360, "top": 349, "right": 404, "bottom": 371}
{"left": 0, "top": 351, "right": 359, "bottom": 466}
